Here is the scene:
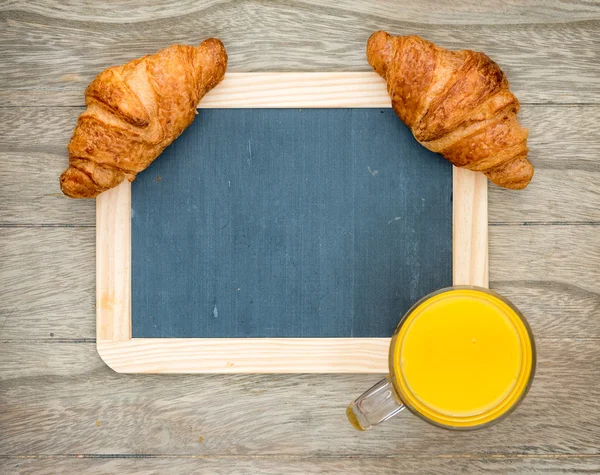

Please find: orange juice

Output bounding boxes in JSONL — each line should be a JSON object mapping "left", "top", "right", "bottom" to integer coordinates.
{"left": 389, "top": 288, "right": 535, "bottom": 429}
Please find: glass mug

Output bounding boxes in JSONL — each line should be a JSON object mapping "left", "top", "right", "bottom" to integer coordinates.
{"left": 347, "top": 287, "right": 536, "bottom": 430}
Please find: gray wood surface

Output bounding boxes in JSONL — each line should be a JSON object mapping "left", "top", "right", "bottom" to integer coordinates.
{"left": 1, "top": 340, "right": 599, "bottom": 456}
{"left": 1, "top": 0, "right": 599, "bottom": 473}
{"left": 1, "top": 1, "right": 599, "bottom": 103}
{"left": 2, "top": 457, "right": 600, "bottom": 475}
{"left": 2, "top": 456, "right": 600, "bottom": 475}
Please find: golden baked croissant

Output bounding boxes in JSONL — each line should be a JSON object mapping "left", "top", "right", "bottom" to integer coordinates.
{"left": 367, "top": 31, "right": 533, "bottom": 189}
{"left": 60, "top": 39, "right": 227, "bottom": 198}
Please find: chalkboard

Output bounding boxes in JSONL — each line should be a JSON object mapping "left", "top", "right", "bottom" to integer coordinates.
{"left": 131, "top": 108, "right": 452, "bottom": 339}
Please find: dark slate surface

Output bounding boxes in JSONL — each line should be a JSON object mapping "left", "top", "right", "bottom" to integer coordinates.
{"left": 131, "top": 109, "right": 452, "bottom": 338}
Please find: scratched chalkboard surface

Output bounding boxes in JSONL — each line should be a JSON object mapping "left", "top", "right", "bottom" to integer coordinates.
{"left": 131, "top": 109, "right": 452, "bottom": 338}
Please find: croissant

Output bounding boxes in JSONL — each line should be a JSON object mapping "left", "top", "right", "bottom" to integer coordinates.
{"left": 60, "top": 39, "right": 227, "bottom": 198}
{"left": 367, "top": 31, "right": 533, "bottom": 189}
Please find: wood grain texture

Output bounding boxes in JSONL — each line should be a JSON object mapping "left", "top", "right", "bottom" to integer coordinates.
{"left": 2, "top": 227, "right": 598, "bottom": 340}
{"left": 2, "top": 105, "right": 598, "bottom": 226}
{"left": 0, "top": 106, "right": 94, "bottom": 225}
{"left": 1, "top": 340, "right": 599, "bottom": 455}
{"left": 2, "top": 456, "right": 600, "bottom": 475}
{"left": 1, "top": 0, "right": 599, "bottom": 470}
{"left": 199, "top": 72, "right": 390, "bottom": 108}
{"left": 0, "top": 227, "right": 95, "bottom": 340}
{"left": 98, "top": 338, "right": 391, "bottom": 374}
{"left": 490, "top": 226, "right": 600, "bottom": 295}
{"left": 3, "top": 0, "right": 599, "bottom": 24}
{"left": 453, "top": 169, "right": 488, "bottom": 287}
{"left": 96, "top": 182, "right": 130, "bottom": 343}
{"left": 0, "top": 2, "right": 599, "bottom": 103}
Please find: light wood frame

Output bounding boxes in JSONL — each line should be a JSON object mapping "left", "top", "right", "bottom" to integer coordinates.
{"left": 96, "top": 72, "right": 488, "bottom": 374}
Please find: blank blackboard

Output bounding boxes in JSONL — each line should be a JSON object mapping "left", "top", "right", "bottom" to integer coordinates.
{"left": 131, "top": 108, "right": 452, "bottom": 338}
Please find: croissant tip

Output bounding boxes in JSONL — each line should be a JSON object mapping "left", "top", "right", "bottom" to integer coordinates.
{"left": 199, "top": 37, "right": 226, "bottom": 52}
{"left": 367, "top": 30, "right": 390, "bottom": 44}
{"left": 196, "top": 37, "right": 228, "bottom": 85}
{"left": 60, "top": 166, "right": 102, "bottom": 199}
{"left": 366, "top": 31, "right": 392, "bottom": 77}
{"left": 198, "top": 38, "right": 227, "bottom": 65}
{"left": 485, "top": 157, "right": 534, "bottom": 190}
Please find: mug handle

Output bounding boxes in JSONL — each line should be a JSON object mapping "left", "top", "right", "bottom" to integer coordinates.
{"left": 346, "top": 376, "right": 405, "bottom": 430}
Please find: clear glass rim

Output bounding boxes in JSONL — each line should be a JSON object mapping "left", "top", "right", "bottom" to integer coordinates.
{"left": 388, "top": 285, "right": 537, "bottom": 431}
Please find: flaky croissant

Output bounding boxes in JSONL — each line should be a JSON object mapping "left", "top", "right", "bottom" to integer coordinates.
{"left": 367, "top": 31, "right": 533, "bottom": 189}
{"left": 60, "top": 39, "right": 227, "bottom": 198}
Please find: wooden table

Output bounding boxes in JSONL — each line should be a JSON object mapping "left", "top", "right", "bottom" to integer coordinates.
{"left": 1, "top": 1, "right": 599, "bottom": 473}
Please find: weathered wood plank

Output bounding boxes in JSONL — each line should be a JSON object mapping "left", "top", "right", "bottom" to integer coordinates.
{"left": 1, "top": 105, "right": 599, "bottom": 226}
{"left": 0, "top": 152, "right": 95, "bottom": 226}
{"left": 493, "top": 281, "right": 600, "bottom": 341}
{"left": 0, "top": 3, "right": 598, "bottom": 103}
{"left": 0, "top": 228, "right": 95, "bottom": 340}
{"left": 1, "top": 455, "right": 599, "bottom": 475}
{"left": 1, "top": 340, "right": 599, "bottom": 455}
{"left": 488, "top": 170, "right": 600, "bottom": 225}
{"left": 1, "top": 226, "right": 599, "bottom": 340}
{"left": 0, "top": 106, "right": 95, "bottom": 225}
{"left": 2, "top": 0, "right": 599, "bottom": 24}
{"left": 490, "top": 226, "right": 600, "bottom": 296}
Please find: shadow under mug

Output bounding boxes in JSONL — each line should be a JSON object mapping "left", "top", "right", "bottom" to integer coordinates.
{"left": 347, "top": 286, "right": 536, "bottom": 431}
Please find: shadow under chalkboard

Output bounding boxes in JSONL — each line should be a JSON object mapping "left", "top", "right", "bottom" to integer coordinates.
{"left": 131, "top": 109, "right": 452, "bottom": 338}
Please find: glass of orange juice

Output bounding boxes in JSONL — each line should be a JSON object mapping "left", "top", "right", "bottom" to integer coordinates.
{"left": 347, "top": 287, "right": 536, "bottom": 430}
